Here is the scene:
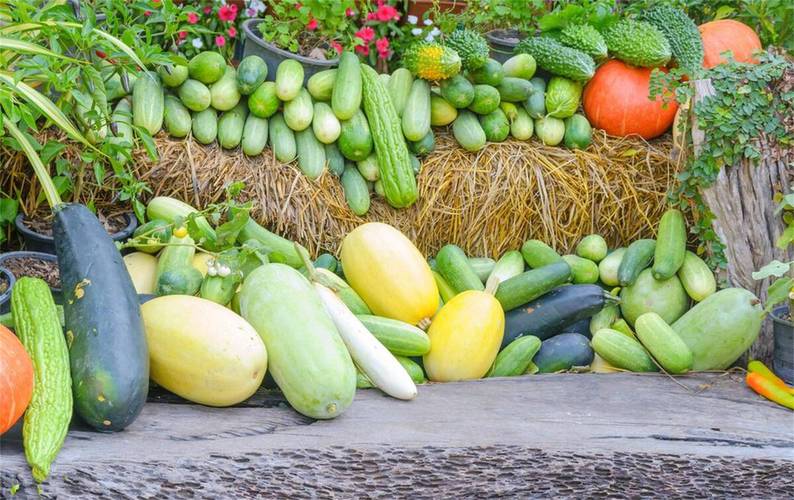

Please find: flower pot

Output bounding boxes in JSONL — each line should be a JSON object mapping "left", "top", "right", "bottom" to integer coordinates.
{"left": 0, "top": 267, "right": 15, "bottom": 316}
{"left": 15, "top": 211, "right": 137, "bottom": 255}
{"left": 405, "top": 0, "right": 467, "bottom": 19}
{"left": 0, "top": 252, "right": 62, "bottom": 309}
{"left": 772, "top": 305, "right": 794, "bottom": 385}
{"left": 241, "top": 19, "right": 339, "bottom": 85}
{"left": 485, "top": 29, "right": 527, "bottom": 64}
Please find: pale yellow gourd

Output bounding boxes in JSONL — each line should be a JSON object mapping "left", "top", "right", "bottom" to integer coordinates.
{"left": 123, "top": 252, "right": 158, "bottom": 294}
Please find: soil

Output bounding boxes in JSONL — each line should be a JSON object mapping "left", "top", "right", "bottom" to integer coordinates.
{"left": 22, "top": 210, "right": 128, "bottom": 237}
{"left": 0, "top": 273, "right": 8, "bottom": 296}
{"left": 2, "top": 256, "right": 61, "bottom": 289}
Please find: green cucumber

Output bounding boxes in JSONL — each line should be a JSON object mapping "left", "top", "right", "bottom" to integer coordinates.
{"left": 236, "top": 56, "right": 268, "bottom": 95}
{"left": 155, "top": 231, "right": 203, "bottom": 296}
{"left": 562, "top": 254, "right": 599, "bottom": 284}
{"left": 598, "top": 248, "right": 626, "bottom": 287}
{"left": 307, "top": 69, "right": 337, "bottom": 102}
{"left": 178, "top": 79, "right": 211, "bottom": 112}
{"left": 677, "top": 251, "right": 716, "bottom": 302}
{"left": 611, "top": 318, "right": 636, "bottom": 338}
{"left": 532, "top": 333, "right": 594, "bottom": 373}
{"left": 485, "top": 250, "right": 525, "bottom": 292}
{"left": 163, "top": 95, "right": 192, "bottom": 138}
{"left": 591, "top": 328, "right": 658, "bottom": 372}
{"left": 132, "top": 219, "right": 172, "bottom": 254}
{"left": 452, "top": 109, "right": 486, "bottom": 151}
{"left": 387, "top": 68, "right": 414, "bottom": 117}
{"left": 269, "top": 113, "right": 297, "bottom": 163}
{"left": 339, "top": 109, "right": 373, "bottom": 162}
{"left": 331, "top": 51, "right": 361, "bottom": 120}
{"left": 576, "top": 234, "right": 608, "bottom": 262}
{"left": 132, "top": 71, "right": 164, "bottom": 135}
{"left": 342, "top": 165, "right": 371, "bottom": 216}
{"left": 436, "top": 244, "right": 485, "bottom": 293}
{"left": 521, "top": 239, "right": 563, "bottom": 268}
{"left": 187, "top": 51, "right": 225, "bottom": 84}
{"left": 325, "top": 143, "right": 346, "bottom": 177}
{"left": 402, "top": 79, "right": 431, "bottom": 142}
{"left": 314, "top": 253, "right": 337, "bottom": 273}
{"left": 432, "top": 270, "right": 457, "bottom": 303}
{"left": 209, "top": 65, "right": 241, "bottom": 111}
{"left": 652, "top": 209, "right": 687, "bottom": 280}
{"left": 191, "top": 108, "right": 218, "bottom": 144}
{"left": 494, "top": 261, "right": 572, "bottom": 311}
{"left": 295, "top": 128, "right": 326, "bottom": 180}
{"left": 589, "top": 301, "right": 620, "bottom": 336}
{"left": 395, "top": 356, "right": 426, "bottom": 384}
{"left": 468, "top": 257, "right": 495, "bottom": 283}
{"left": 357, "top": 314, "right": 431, "bottom": 356}
{"left": 283, "top": 88, "right": 314, "bottom": 132}
{"left": 617, "top": 239, "right": 656, "bottom": 286}
{"left": 248, "top": 81, "right": 280, "bottom": 118}
{"left": 356, "top": 154, "right": 380, "bottom": 182}
{"left": 312, "top": 102, "right": 342, "bottom": 144}
{"left": 488, "top": 335, "right": 541, "bottom": 377}
{"left": 200, "top": 274, "right": 238, "bottom": 306}
{"left": 275, "top": 59, "right": 304, "bottom": 101}
{"left": 634, "top": 312, "right": 693, "bottom": 374}
{"left": 241, "top": 114, "right": 269, "bottom": 156}
{"left": 217, "top": 102, "right": 246, "bottom": 149}
{"left": 159, "top": 64, "right": 188, "bottom": 88}
{"left": 145, "top": 196, "right": 217, "bottom": 250}
{"left": 236, "top": 218, "right": 301, "bottom": 269}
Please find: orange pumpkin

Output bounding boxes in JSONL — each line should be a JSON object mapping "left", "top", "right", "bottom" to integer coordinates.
{"left": 699, "top": 20, "right": 762, "bottom": 68}
{"left": 583, "top": 60, "right": 678, "bottom": 140}
{"left": 0, "top": 325, "right": 34, "bottom": 435}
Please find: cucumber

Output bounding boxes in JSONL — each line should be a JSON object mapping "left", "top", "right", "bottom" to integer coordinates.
{"left": 187, "top": 51, "right": 225, "bottom": 84}
{"left": 409, "top": 130, "right": 435, "bottom": 156}
{"left": 11, "top": 278, "right": 72, "bottom": 482}
{"left": 342, "top": 165, "right": 370, "bottom": 216}
{"left": 677, "top": 251, "right": 716, "bottom": 302}
{"left": 241, "top": 114, "right": 269, "bottom": 156}
{"left": 387, "top": 68, "right": 413, "bottom": 117}
{"left": 485, "top": 250, "right": 524, "bottom": 292}
{"left": 591, "top": 328, "right": 658, "bottom": 372}
{"left": 611, "top": 318, "right": 636, "bottom": 338}
{"left": 217, "top": 102, "right": 246, "bottom": 149}
{"left": 236, "top": 55, "right": 268, "bottom": 95}
{"left": 634, "top": 312, "right": 693, "bottom": 374}
{"left": 248, "top": 81, "right": 280, "bottom": 118}
{"left": 314, "top": 253, "right": 338, "bottom": 273}
{"left": 237, "top": 217, "right": 301, "bottom": 269}
{"left": 200, "top": 273, "right": 238, "bottom": 306}
{"left": 269, "top": 113, "right": 297, "bottom": 163}
{"left": 503, "top": 284, "right": 615, "bottom": 345}
{"left": 239, "top": 264, "right": 356, "bottom": 419}
{"left": 440, "top": 74, "right": 475, "bottom": 108}
{"left": 589, "top": 301, "right": 620, "bottom": 336}
{"left": 468, "top": 58, "right": 504, "bottom": 86}
{"left": 163, "top": 95, "right": 192, "bottom": 138}
{"left": 402, "top": 79, "right": 431, "bottom": 142}
{"left": 275, "top": 59, "right": 304, "bottom": 101}
{"left": 497, "top": 77, "right": 534, "bottom": 102}
{"left": 502, "top": 53, "right": 537, "bottom": 79}
{"left": 325, "top": 143, "right": 346, "bottom": 177}
{"left": 191, "top": 108, "right": 218, "bottom": 144}
{"left": 510, "top": 107, "right": 534, "bottom": 140}
{"left": 395, "top": 356, "right": 426, "bottom": 384}
{"left": 452, "top": 110, "right": 486, "bottom": 151}
{"left": 430, "top": 94, "right": 458, "bottom": 126}
{"left": 132, "top": 71, "right": 164, "bottom": 135}
{"left": 468, "top": 257, "right": 495, "bottom": 283}
{"left": 146, "top": 196, "right": 218, "bottom": 250}
{"left": 652, "top": 209, "right": 687, "bottom": 280}
{"left": 468, "top": 84, "right": 501, "bottom": 114}
{"left": 598, "top": 247, "right": 626, "bottom": 286}
{"left": 532, "top": 333, "right": 594, "bottom": 373}
{"left": 155, "top": 230, "right": 203, "bottom": 296}
{"left": 338, "top": 109, "right": 373, "bottom": 161}
{"left": 356, "top": 370, "right": 374, "bottom": 389}
{"left": 307, "top": 69, "right": 337, "bottom": 101}
{"left": 432, "top": 270, "right": 457, "bottom": 303}
{"left": 178, "top": 79, "right": 211, "bottom": 112}
{"left": 331, "top": 51, "right": 362, "bottom": 120}
{"left": 312, "top": 268, "right": 370, "bottom": 314}
{"left": 283, "top": 88, "right": 314, "bottom": 132}
{"left": 562, "top": 254, "right": 599, "bottom": 284}
{"left": 295, "top": 128, "right": 326, "bottom": 180}
{"left": 576, "top": 234, "right": 608, "bottom": 262}
{"left": 356, "top": 153, "right": 380, "bottom": 182}
{"left": 617, "top": 239, "right": 656, "bottom": 286}
{"left": 487, "top": 335, "right": 541, "bottom": 377}
{"left": 410, "top": 155, "right": 421, "bottom": 175}
{"left": 374, "top": 180, "right": 385, "bottom": 197}
{"left": 132, "top": 219, "right": 172, "bottom": 254}
{"left": 210, "top": 65, "right": 241, "bottom": 111}
{"left": 312, "top": 102, "right": 342, "bottom": 144}
{"left": 521, "top": 239, "right": 563, "bottom": 268}
{"left": 357, "top": 314, "right": 431, "bottom": 356}
{"left": 436, "top": 244, "right": 485, "bottom": 293}
{"left": 494, "top": 261, "right": 571, "bottom": 312}
{"left": 524, "top": 77, "right": 547, "bottom": 118}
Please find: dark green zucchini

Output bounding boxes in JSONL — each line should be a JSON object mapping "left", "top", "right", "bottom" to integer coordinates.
{"left": 54, "top": 204, "right": 148, "bottom": 432}
{"left": 532, "top": 333, "right": 594, "bottom": 373}
{"left": 502, "top": 284, "right": 617, "bottom": 347}
{"left": 314, "top": 253, "right": 338, "bottom": 273}
{"left": 494, "top": 261, "right": 571, "bottom": 311}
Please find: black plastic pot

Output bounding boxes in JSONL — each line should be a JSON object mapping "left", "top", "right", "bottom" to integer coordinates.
{"left": 0, "top": 252, "right": 62, "bottom": 308}
{"left": 772, "top": 305, "right": 794, "bottom": 385}
{"left": 0, "top": 267, "right": 15, "bottom": 315}
{"left": 15, "top": 212, "right": 137, "bottom": 255}
{"left": 485, "top": 29, "right": 527, "bottom": 64}
{"left": 241, "top": 19, "right": 338, "bottom": 84}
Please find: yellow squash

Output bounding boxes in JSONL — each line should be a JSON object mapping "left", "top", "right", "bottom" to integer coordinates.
{"left": 123, "top": 252, "right": 158, "bottom": 294}
{"left": 340, "top": 223, "right": 438, "bottom": 326}
{"left": 141, "top": 295, "right": 267, "bottom": 406}
{"left": 423, "top": 290, "right": 505, "bottom": 382}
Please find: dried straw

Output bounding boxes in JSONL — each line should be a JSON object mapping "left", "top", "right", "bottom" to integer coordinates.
{"left": 1, "top": 129, "right": 680, "bottom": 258}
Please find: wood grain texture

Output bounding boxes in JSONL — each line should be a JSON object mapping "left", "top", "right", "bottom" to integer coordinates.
{"left": 1, "top": 374, "right": 792, "bottom": 498}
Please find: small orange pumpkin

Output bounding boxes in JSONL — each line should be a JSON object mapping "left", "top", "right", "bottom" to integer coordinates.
{"left": 699, "top": 19, "right": 762, "bottom": 68}
{"left": 0, "top": 325, "right": 34, "bottom": 435}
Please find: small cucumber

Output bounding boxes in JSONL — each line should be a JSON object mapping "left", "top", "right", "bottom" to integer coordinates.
{"left": 488, "top": 335, "right": 541, "bottom": 377}
{"left": 432, "top": 270, "right": 457, "bottom": 303}
{"left": 331, "top": 51, "right": 362, "bottom": 120}
{"left": 634, "top": 312, "right": 693, "bottom": 374}
{"left": 341, "top": 165, "right": 371, "bottom": 216}
{"left": 576, "top": 234, "right": 608, "bottom": 262}
{"left": 325, "top": 143, "right": 346, "bottom": 177}
{"left": 357, "top": 315, "right": 431, "bottom": 356}
{"left": 677, "top": 251, "right": 716, "bottom": 302}
{"left": 295, "top": 128, "right": 326, "bottom": 180}
{"left": 598, "top": 248, "right": 626, "bottom": 286}
{"left": 591, "top": 328, "right": 657, "bottom": 372}
{"left": 314, "top": 253, "right": 338, "bottom": 273}
{"left": 275, "top": 59, "right": 304, "bottom": 101}
{"left": 435, "top": 244, "right": 485, "bottom": 293}
{"left": 155, "top": 230, "right": 203, "bottom": 296}
{"left": 521, "top": 239, "right": 563, "bottom": 268}
{"left": 468, "top": 257, "right": 495, "bottom": 283}
{"left": 494, "top": 261, "right": 571, "bottom": 311}
{"left": 241, "top": 114, "right": 269, "bottom": 156}
{"left": 314, "top": 268, "right": 370, "bottom": 315}
{"left": 562, "top": 254, "right": 599, "bottom": 284}
{"left": 395, "top": 356, "right": 426, "bottom": 384}
{"left": 132, "top": 219, "right": 172, "bottom": 254}
{"left": 356, "top": 154, "right": 380, "bottom": 182}
{"left": 307, "top": 69, "right": 337, "bottom": 101}
{"left": 617, "top": 239, "right": 656, "bottom": 287}
{"left": 269, "top": 113, "right": 297, "bottom": 163}
{"left": 589, "top": 302, "right": 620, "bottom": 336}
{"left": 200, "top": 274, "right": 238, "bottom": 306}
{"left": 652, "top": 209, "right": 687, "bottom": 280}
{"left": 611, "top": 318, "right": 636, "bottom": 338}
{"left": 485, "top": 250, "right": 525, "bottom": 292}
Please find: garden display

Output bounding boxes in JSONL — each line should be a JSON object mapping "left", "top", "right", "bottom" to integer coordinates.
{"left": 0, "top": 0, "right": 791, "bottom": 493}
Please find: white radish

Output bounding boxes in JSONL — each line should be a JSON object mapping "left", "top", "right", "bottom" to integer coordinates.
{"left": 314, "top": 283, "right": 417, "bottom": 400}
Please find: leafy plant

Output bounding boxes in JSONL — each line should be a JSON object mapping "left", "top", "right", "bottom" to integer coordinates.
{"left": 752, "top": 192, "right": 794, "bottom": 315}
{"left": 0, "top": 195, "right": 18, "bottom": 246}
{"left": 457, "top": 0, "right": 546, "bottom": 32}
{"left": 257, "top": 0, "right": 357, "bottom": 57}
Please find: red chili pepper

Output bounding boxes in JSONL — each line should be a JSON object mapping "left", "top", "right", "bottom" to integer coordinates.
{"left": 748, "top": 360, "right": 794, "bottom": 394}
{"left": 746, "top": 372, "right": 794, "bottom": 410}
{"left": 95, "top": 49, "right": 107, "bottom": 59}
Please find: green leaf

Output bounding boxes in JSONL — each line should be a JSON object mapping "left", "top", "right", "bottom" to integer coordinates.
{"left": 764, "top": 277, "right": 794, "bottom": 313}
{"left": 776, "top": 224, "right": 794, "bottom": 249}
{"left": 775, "top": 193, "right": 794, "bottom": 213}
{"left": 0, "top": 197, "right": 18, "bottom": 224}
{"left": 215, "top": 208, "right": 250, "bottom": 249}
{"left": 752, "top": 260, "right": 794, "bottom": 280}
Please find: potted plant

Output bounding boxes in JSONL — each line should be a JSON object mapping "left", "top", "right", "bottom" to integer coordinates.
{"left": 0, "top": 252, "right": 62, "bottom": 309}
{"left": 0, "top": 267, "right": 14, "bottom": 315}
{"left": 404, "top": 0, "right": 467, "bottom": 20}
{"left": 454, "top": 0, "right": 543, "bottom": 62}
{"left": 14, "top": 210, "right": 137, "bottom": 255}
{"left": 752, "top": 192, "right": 794, "bottom": 384}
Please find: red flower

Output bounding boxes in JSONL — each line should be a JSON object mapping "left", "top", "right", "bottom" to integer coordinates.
{"left": 178, "top": 30, "right": 188, "bottom": 40}
{"left": 330, "top": 41, "right": 343, "bottom": 53}
{"left": 366, "top": 12, "right": 376, "bottom": 21}
{"left": 345, "top": 7, "right": 354, "bottom": 17}
{"left": 186, "top": 12, "right": 199, "bottom": 24}
{"left": 355, "top": 27, "right": 375, "bottom": 43}
{"left": 144, "top": 10, "right": 152, "bottom": 16}
{"left": 355, "top": 44, "right": 369, "bottom": 56}
{"left": 152, "top": 0, "right": 160, "bottom": 3}
{"left": 203, "top": 6, "right": 212, "bottom": 14}
{"left": 218, "top": 5, "right": 237, "bottom": 22}
{"left": 376, "top": 5, "right": 399, "bottom": 22}
{"left": 376, "top": 37, "right": 390, "bottom": 59}
{"left": 228, "top": 27, "right": 237, "bottom": 38}
{"left": 95, "top": 49, "right": 107, "bottom": 59}
{"left": 306, "top": 18, "right": 318, "bottom": 30}
{"left": 215, "top": 35, "right": 226, "bottom": 47}
{"left": 295, "top": 2, "right": 302, "bottom": 9}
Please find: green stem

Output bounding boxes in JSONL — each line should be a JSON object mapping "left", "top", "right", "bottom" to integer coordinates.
{"left": 3, "top": 117, "right": 63, "bottom": 209}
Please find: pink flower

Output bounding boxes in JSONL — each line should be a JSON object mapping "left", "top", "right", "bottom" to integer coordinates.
{"left": 218, "top": 5, "right": 237, "bottom": 22}
{"left": 203, "top": 6, "right": 212, "bottom": 14}
{"left": 330, "top": 41, "right": 343, "bottom": 53}
{"left": 186, "top": 12, "right": 199, "bottom": 24}
{"left": 178, "top": 30, "right": 188, "bottom": 40}
{"left": 366, "top": 12, "right": 376, "bottom": 21}
{"left": 152, "top": 0, "right": 160, "bottom": 3}
{"left": 345, "top": 7, "right": 354, "bottom": 17}
{"left": 144, "top": 10, "right": 152, "bottom": 17}
{"left": 247, "top": 8, "right": 256, "bottom": 17}
{"left": 375, "top": 37, "right": 389, "bottom": 52}
{"left": 295, "top": 2, "right": 302, "bottom": 9}
{"left": 355, "top": 26, "right": 375, "bottom": 43}
{"left": 228, "top": 26, "right": 237, "bottom": 38}
{"left": 376, "top": 5, "right": 399, "bottom": 22}
{"left": 355, "top": 44, "right": 369, "bottom": 56}
{"left": 215, "top": 35, "right": 226, "bottom": 47}
{"left": 306, "top": 18, "right": 318, "bottom": 30}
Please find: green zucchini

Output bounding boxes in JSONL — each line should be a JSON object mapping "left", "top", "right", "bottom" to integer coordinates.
{"left": 295, "top": 128, "right": 326, "bottom": 180}
{"left": 241, "top": 114, "right": 269, "bottom": 156}
{"left": 395, "top": 356, "right": 426, "bottom": 384}
{"left": 634, "top": 312, "right": 693, "bottom": 374}
{"left": 307, "top": 69, "right": 337, "bottom": 101}
{"left": 269, "top": 113, "right": 297, "bottom": 163}
{"left": 338, "top": 109, "right": 373, "bottom": 162}
{"left": 598, "top": 248, "right": 626, "bottom": 287}
{"left": 652, "top": 209, "right": 687, "bottom": 280}
{"left": 342, "top": 165, "right": 370, "bottom": 216}
{"left": 357, "top": 314, "right": 431, "bottom": 356}
{"left": 432, "top": 270, "right": 457, "bottom": 303}
{"left": 11, "top": 278, "right": 72, "bottom": 482}
{"left": 562, "top": 254, "right": 599, "bottom": 284}
{"left": 331, "top": 51, "right": 362, "bottom": 120}
{"left": 677, "top": 251, "right": 716, "bottom": 302}
{"left": 521, "top": 239, "right": 563, "bottom": 268}
{"left": 494, "top": 261, "right": 572, "bottom": 311}
{"left": 591, "top": 328, "right": 658, "bottom": 372}
{"left": 488, "top": 335, "right": 541, "bottom": 377}
{"left": 402, "top": 78, "right": 431, "bottom": 142}
{"left": 155, "top": 230, "right": 203, "bottom": 296}
{"left": 485, "top": 250, "right": 525, "bottom": 292}
{"left": 436, "top": 244, "right": 485, "bottom": 293}
{"left": 468, "top": 257, "right": 495, "bottom": 283}
{"left": 617, "top": 239, "right": 656, "bottom": 286}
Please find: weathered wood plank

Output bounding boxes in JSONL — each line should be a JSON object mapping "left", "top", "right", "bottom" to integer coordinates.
{"left": 1, "top": 374, "right": 792, "bottom": 498}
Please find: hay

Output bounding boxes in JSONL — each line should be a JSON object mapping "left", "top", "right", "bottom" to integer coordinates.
{"left": 1, "top": 130, "right": 679, "bottom": 258}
